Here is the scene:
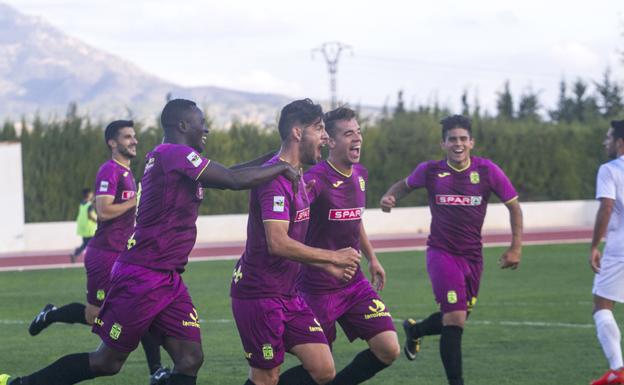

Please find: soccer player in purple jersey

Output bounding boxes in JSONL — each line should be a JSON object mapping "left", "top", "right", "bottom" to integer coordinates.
{"left": 300, "top": 107, "right": 400, "bottom": 385}
{"left": 1, "top": 99, "right": 299, "bottom": 385}
{"left": 230, "top": 99, "right": 361, "bottom": 385}
{"left": 27, "top": 120, "right": 168, "bottom": 383}
{"left": 380, "top": 115, "right": 523, "bottom": 385}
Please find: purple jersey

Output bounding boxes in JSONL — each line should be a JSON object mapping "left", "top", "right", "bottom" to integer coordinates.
{"left": 89, "top": 160, "right": 137, "bottom": 252}
{"left": 118, "top": 143, "right": 209, "bottom": 272}
{"left": 406, "top": 156, "right": 517, "bottom": 261}
{"left": 298, "top": 161, "right": 367, "bottom": 294}
{"left": 230, "top": 156, "right": 310, "bottom": 299}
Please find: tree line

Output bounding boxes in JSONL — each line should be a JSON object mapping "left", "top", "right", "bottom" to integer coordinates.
{"left": 0, "top": 74, "right": 617, "bottom": 222}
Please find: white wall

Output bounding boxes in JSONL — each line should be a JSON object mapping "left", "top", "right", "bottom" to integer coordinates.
{"left": 0, "top": 142, "right": 25, "bottom": 252}
{"left": 12, "top": 199, "right": 599, "bottom": 253}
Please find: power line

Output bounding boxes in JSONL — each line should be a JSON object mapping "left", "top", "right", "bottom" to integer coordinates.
{"left": 312, "top": 42, "right": 353, "bottom": 109}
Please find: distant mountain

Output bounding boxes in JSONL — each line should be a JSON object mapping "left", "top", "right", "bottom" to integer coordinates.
{"left": 0, "top": 2, "right": 294, "bottom": 126}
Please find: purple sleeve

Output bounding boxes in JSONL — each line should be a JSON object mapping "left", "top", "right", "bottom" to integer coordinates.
{"left": 95, "top": 163, "right": 119, "bottom": 197}
{"left": 405, "top": 162, "right": 429, "bottom": 189}
{"left": 488, "top": 161, "right": 518, "bottom": 203}
{"left": 258, "top": 178, "right": 292, "bottom": 222}
{"left": 167, "top": 146, "right": 210, "bottom": 181}
{"left": 303, "top": 169, "right": 323, "bottom": 203}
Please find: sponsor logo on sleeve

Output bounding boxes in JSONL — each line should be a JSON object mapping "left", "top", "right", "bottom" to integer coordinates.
{"left": 447, "top": 290, "right": 458, "bottom": 304}
{"left": 96, "top": 290, "right": 105, "bottom": 301}
{"left": 109, "top": 322, "right": 122, "bottom": 340}
{"left": 232, "top": 265, "right": 243, "bottom": 283}
{"left": 435, "top": 195, "right": 482, "bottom": 206}
{"left": 295, "top": 207, "right": 310, "bottom": 222}
{"left": 186, "top": 151, "right": 203, "bottom": 168}
{"left": 328, "top": 207, "right": 364, "bottom": 221}
{"left": 262, "top": 344, "right": 274, "bottom": 360}
{"left": 121, "top": 190, "right": 136, "bottom": 200}
{"left": 273, "top": 196, "right": 285, "bottom": 212}
{"left": 358, "top": 176, "right": 366, "bottom": 191}
{"left": 99, "top": 180, "right": 109, "bottom": 192}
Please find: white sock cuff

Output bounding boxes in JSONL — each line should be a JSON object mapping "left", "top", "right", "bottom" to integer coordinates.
{"left": 595, "top": 309, "right": 616, "bottom": 325}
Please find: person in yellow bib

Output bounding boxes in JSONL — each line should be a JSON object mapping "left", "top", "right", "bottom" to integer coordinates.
{"left": 71, "top": 188, "right": 97, "bottom": 263}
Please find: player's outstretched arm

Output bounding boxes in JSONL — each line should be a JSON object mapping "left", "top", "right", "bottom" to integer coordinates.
{"left": 360, "top": 223, "right": 386, "bottom": 291}
{"left": 589, "top": 198, "right": 614, "bottom": 273}
{"left": 380, "top": 179, "right": 412, "bottom": 212}
{"left": 499, "top": 199, "right": 523, "bottom": 270}
{"left": 228, "top": 151, "right": 276, "bottom": 170}
{"left": 264, "top": 221, "right": 361, "bottom": 268}
{"left": 197, "top": 160, "right": 299, "bottom": 190}
{"left": 95, "top": 195, "right": 136, "bottom": 221}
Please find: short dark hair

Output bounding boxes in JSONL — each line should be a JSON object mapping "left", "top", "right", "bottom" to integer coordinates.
{"left": 324, "top": 106, "right": 357, "bottom": 138}
{"left": 611, "top": 120, "right": 624, "bottom": 141}
{"left": 277, "top": 98, "right": 324, "bottom": 141}
{"left": 161, "top": 99, "right": 197, "bottom": 131}
{"left": 104, "top": 120, "right": 134, "bottom": 145}
{"left": 440, "top": 115, "right": 472, "bottom": 140}
{"left": 81, "top": 188, "right": 92, "bottom": 199}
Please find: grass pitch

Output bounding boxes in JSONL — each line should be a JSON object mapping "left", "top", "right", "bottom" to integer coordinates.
{"left": 0, "top": 243, "right": 607, "bottom": 384}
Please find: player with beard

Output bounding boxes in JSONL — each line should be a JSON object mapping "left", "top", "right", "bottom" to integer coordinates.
{"left": 1, "top": 99, "right": 300, "bottom": 385}
{"left": 27, "top": 120, "right": 169, "bottom": 383}
{"left": 299, "top": 107, "right": 400, "bottom": 385}
{"left": 230, "top": 99, "right": 361, "bottom": 385}
{"left": 380, "top": 115, "right": 523, "bottom": 385}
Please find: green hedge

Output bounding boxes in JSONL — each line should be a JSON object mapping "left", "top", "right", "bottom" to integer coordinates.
{"left": 0, "top": 112, "right": 608, "bottom": 222}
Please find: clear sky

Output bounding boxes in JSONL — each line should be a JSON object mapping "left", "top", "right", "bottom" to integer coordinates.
{"left": 5, "top": 0, "right": 624, "bottom": 114}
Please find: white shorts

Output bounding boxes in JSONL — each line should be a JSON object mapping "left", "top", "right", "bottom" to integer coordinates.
{"left": 593, "top": 256, "right": 624, "bottom": 303}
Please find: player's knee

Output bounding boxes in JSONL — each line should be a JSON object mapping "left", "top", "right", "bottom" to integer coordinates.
{"left": 308, "top": 365, "right": 335, "bottom": 385}
{"left": 175, "top": 348, "right": 204, "bottom": 374}
{"left": 376, "top": 341, "right": 401, "bottom": 364}
{"left": 90, "top": 355, "right": 124, "bottom": 376}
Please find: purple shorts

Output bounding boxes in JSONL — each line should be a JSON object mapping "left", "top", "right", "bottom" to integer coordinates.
{"left": 301, "top": 278, "right": 395, "bottom": 346}
{"left": 231, "top": 295, "right": 328, "bottom": 369}
{"left": 92, "top": 261, "right": 201, "bottom": 353}
{"left": 84, "top": 246, "right": 118, "bottom": 306}
{"left": 427, "top": 247, "right": 483, "bottom": 313}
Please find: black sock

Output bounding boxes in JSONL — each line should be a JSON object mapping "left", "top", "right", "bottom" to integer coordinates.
{"left": 140, "top": 332, "right": 162, "bottom": 374}
{"left": 411, "top": 312, "right": 443, "bottom": 338}
{"left": 167, "top": 373, "right": 196, "bottom": 385}
{"left": 440, "top": 326, "right": 463, "bottom": 385}
{"left": 20, "top": 352, "right": 95, "bottom": 384}
{"left": 330, "top": 349, "right": 389, "bottom": 385}
{"left": 46, "top": 303, "right": 88, "bottom": 325}
{"left": 277, "top": 365, "right": 317, "bottom": 385}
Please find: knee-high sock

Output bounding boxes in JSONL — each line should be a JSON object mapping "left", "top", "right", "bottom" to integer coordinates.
{"left": 45, "top": 303, "right": 88, "bottom": 325}
{"left": 17, "top": 353, "right": 95, "bottom": 384}
{"left": 140, "top": 332, "right": 162, "bottom": 374}
{"left": 330, "top": 349, "right": 388, "bottom": 385}
{"left": 410, "top": 312, "right": 443, "bottom": 339}
{"left": 167, "top": 373, "right": 196, "bottom": 385}
{"left": 594, "top": 309, "right": 624, "bottom": 370}
{"left": 440, "top": 326, "right": 463, "bottom": 385}
{"left": 277, "top": 365, "right": 317, "bottom": 385}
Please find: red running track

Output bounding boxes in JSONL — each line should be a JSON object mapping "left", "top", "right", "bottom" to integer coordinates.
{"left": 0, "top": 227, "right": 592, "bottom": 272}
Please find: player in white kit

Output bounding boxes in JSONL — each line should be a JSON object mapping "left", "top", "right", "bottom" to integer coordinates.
{"left": 589, "top": 120, "right": 624, "bottom": 385}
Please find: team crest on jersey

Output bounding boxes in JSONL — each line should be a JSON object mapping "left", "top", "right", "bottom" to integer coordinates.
{"left": 186, "top": 151, "right": 202, "bottom": 168}
{"left": 99, "top": 180, "right": 109, "bottom": 192}
{"left": 328, "top": 207, "right": 364, "bottom": 221}
{"left": 121, "top": 190, "right": 135, "bottom": 200}
{"left": 273, "top": 196, "right": 285, "bottom": 212}
{"left": 295, "top": 208, "right": 310, "bottom": 222}
{"left": 358, "top": 176, "right": 366, "bottom": 191}
{"left": 470, "top": 171, "right": 480, "bottom": 184}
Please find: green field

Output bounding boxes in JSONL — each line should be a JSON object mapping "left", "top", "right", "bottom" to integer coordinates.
{"left": 0, "top": 243, "right": 610, "bottom": 384}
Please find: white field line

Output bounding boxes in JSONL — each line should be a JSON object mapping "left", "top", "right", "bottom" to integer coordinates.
{"left": 0, "top": 318, "right": 594, "bottom": 329}
{"left": 0, "top": 237, "right": 590, "bottom": 273}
